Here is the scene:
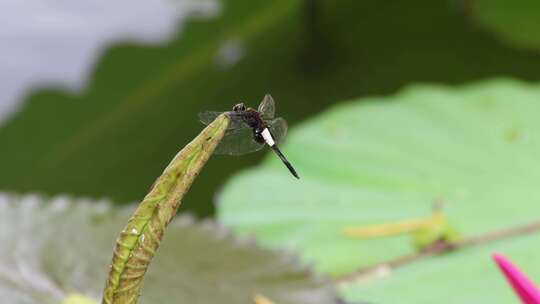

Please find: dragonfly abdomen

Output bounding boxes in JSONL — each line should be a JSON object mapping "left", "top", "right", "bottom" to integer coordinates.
{"left": 261, "top": 128, "right": 275, "bottom": 147}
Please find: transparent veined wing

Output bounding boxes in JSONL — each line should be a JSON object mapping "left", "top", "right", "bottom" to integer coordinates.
{"left": 258, "top": 94, "right": 275, "bottom": 120}
{"left": 267, "top": 117, "right": 288, "bottom": 144}
{"left": 213, "top": 127, "right": 265, "bottom": 155}
{"left": 198, "top": 111, "right": 222, "bottom": 125}
{"left": 198, "top": 111, "right": 245, "bottom": 130}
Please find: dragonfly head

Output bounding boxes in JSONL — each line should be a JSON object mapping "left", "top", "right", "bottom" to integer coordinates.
{"left": 232, "top": 103, "right": 246, "bottom": 112}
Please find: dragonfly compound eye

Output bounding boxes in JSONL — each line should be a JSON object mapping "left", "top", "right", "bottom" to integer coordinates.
{"left": 232, "top": 103, "right": 246, "bottom": 112}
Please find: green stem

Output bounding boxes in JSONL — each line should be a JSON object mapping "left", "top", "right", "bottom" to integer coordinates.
{"left": 102, "top": 114, "right": 230, "bottom": 304}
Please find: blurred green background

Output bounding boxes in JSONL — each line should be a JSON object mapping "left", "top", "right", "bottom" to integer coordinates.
{"left": 2, "top": 0, "right": 540, "bottom": 217}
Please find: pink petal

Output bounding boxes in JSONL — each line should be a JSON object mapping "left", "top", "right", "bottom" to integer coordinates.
{"left": 493, "top": 253, "right": 540, "bottom": 304}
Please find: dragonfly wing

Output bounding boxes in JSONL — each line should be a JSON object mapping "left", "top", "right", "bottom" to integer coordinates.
{"left": 199, "top": 111, "right": 245, "bottom": 130}
{"left": 198, "top": 111, "right": 223, "bottom": 125}
{"left": 267, "top": 117, "right": 288, "bottom": 144}
{"left": 258, "top": 94, "right": 275, "bottom": 120}
{"left": 214, "top": 127, "right": 265, "bottom": 155}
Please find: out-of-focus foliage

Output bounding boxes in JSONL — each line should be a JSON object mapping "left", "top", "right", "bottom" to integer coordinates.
{"left": 2, "top": 0, "right": 540, "bottom": 216}
{"left": 0, "top": 194, "right": 340, "bottom": 304}
{"left": 62, "top": 294, "right": 97, "bottom": 304}
{"left": 472, "top": 0, "right": 540, "bottom": 50}
{"left": 217, "top": 79, "right": 540, "bottom": 303}
{"left": 344, "top": 207, "right": 461, "bottom": 251}
{"left": 339, "top": 233, "right": 540, "bottom": 304}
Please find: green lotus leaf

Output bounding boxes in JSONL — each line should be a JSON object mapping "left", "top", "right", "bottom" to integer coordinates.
{"left": 0, "top": 194, "right": 339, "bottom": 304}
{"left": 340, "top": 232, "right": 540, "bottom": 304}
{"left": 217, "top": 78, "right": 540, "bottom": 303}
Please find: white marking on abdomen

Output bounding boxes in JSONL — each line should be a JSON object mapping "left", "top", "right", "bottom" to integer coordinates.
{"left": 261, "top": 128, "right": 275, "bottom": 146}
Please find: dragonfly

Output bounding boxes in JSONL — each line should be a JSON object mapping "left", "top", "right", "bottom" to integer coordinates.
{"left": 199, "top": 94, "right": 299, "bottom": 179}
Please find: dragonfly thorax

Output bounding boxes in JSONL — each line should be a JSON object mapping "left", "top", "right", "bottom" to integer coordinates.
{"left": 242, "top": 110, "right": 265, "bottom": 131}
